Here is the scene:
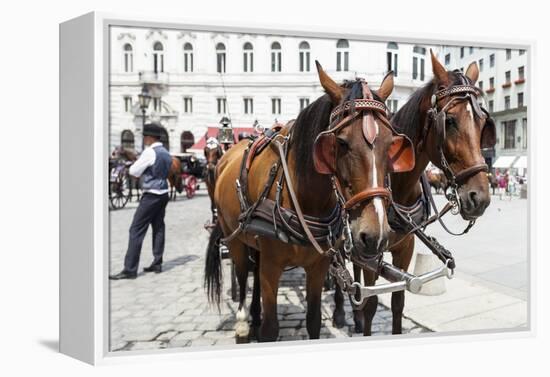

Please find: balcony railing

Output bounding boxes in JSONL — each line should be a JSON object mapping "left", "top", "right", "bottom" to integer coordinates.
{"left": 502, "top": 82, "right": 512, "bottom": 88}
{"left": 138, "top": 71, "right": 170, "bottom": 85}
{"left": 486, "top": 87, "right": 495, "bottom": 94}
{"left": 515, "top": 78, "right": 526, "bottom": 85}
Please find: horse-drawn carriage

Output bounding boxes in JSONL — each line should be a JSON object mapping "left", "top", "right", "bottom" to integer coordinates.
{"left": 169, "top": 152, "right": 206, "bottom": 200}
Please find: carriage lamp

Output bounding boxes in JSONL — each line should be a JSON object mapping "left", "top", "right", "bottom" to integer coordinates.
{"left": 217, "top": 116, "right": 234, "bottom": 145}
{"left": 138, "top": 87, "right": 152, "bottom": 128}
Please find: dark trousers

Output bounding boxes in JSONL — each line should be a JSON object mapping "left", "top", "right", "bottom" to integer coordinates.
{"left": 123, "top": 192, "right": 170, "bottom": 274}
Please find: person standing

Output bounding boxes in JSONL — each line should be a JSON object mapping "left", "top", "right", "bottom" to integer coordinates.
{"left": 110, "top": 123, "right": 172, "bottom": 280}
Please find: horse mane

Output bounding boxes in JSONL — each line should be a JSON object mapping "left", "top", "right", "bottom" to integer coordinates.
{"left": 391, "top": 70, "right": 472, "bottom": 143}
{"left": 292, "top": 79, "right": 379, "bottom": 189}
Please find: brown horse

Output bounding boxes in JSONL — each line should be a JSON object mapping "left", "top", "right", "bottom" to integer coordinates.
{"left": 205, "top": 62, "right": 414, "bottom": 342}
{"left": 167, "top": 157, "right": 183, "bottom": 200}
{"left": 344, "top": 50, "right": 496, "bottom": 336}
{"left": 204, "top": 138, "right": 224, "bottom": 222}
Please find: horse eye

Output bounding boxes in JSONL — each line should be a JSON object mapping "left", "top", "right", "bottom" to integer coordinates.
{"left": 336, "top": 137, "right": 349, "bottom": 150}
{"left": 445, "top": 117, "right": 457, "bottom": 128}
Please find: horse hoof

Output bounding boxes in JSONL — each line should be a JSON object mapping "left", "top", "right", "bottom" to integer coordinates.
{"left": 354, "top": 321, "right": 364, "bottom": 334}
{"left": 332, "top": 310, "right": 346, "bottom": 328}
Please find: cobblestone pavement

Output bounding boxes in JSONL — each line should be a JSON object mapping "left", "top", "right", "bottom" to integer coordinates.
{"left": 109, "top": 190, "right": 429, "bottom": 352}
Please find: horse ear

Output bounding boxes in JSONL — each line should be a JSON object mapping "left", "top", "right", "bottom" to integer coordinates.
{"left": 465, "top": 61, "right": 480, "bottom": 84}
{"left": 430, "top": 49, "right": 449, "bottom": 85}
{"left": 315, "top": 60, "right": 344, "bottom": 104}
{"left": 376, "top": 71, "right": 394, "bottom": 102}
{"left": 388, "top": 135, "right": 415, "bottom": 173}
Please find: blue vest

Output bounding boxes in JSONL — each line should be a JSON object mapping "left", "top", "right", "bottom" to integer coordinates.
{"left": 141, "top": 145, "right": 172, "bottom": 192}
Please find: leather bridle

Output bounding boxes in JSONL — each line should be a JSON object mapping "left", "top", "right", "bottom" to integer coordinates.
{"left": 425, "top": 81, "right": 490, "bottom": 213}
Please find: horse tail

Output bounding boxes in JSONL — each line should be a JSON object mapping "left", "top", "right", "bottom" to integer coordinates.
{"left": 204, "top": 222, "right": 223, "bottom": 306}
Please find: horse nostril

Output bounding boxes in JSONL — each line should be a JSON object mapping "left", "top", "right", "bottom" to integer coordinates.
{"left": 468, "top": 190, "right": 479, "bottom": 208}
{"left": 360, "top": 233, "right": 379, "bottom": 256}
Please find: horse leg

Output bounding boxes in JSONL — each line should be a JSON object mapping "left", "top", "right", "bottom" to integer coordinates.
{"left": 229, "top": 240, "right": 252, "bottom": 343}
{"left": 361, "top": 269, "right": 378, "bottom": 336}
{"left": 250, "top": 250, "right": 262, "bottom": 340}
{"left": 305, "top": 258, "right": 330, "bottom": 339}
{"left": 389, "top": 236, "right": 414, "bottom": 335}
{"left": 258, "top": 254, "right": 283, "bottom": 342}
{"left": 332, "top": 281, "right": 346, "bottom": 328}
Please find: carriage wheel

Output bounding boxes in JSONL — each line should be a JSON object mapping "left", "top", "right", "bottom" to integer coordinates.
{"left": 109, "top": 175, "right": 130, "bottom": 209}
{"left": 186, "top": 176, "right": 197, "bottom": 199}
{"left": 230, "top": 261, "right": 238, "bottom": 302}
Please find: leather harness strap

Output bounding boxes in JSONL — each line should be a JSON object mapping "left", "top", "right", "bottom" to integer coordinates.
{"left": 344, "top": 187, "right": 391, "bottom": 211}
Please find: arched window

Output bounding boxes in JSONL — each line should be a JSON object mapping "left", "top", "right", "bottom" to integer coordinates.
{"left": 153, "top": 41, "right": 164, "bottom": 73}
{"left": 123, "top": 43, "right": 133, "bottom": 73}
{"left": 271, "top": 42, "right": 282, "bottom": 72}
{"left": 387, "top": 42, "right": 398, "bottom": 76}
{"left": 299, "top": 41, "right": 310, "bottom": 72}
{"left": 216, "top": 43, "right": 226, "bottom": 73}
{"left": 412, "top": 45, "right": 426, "bottom": 81}
{"left": 243, "top": 42, "right": 254, "bottom": 72}
{"left": 183, "top": 43, "right": 193, "bottom": 72}
{"left": 121, "top": 130, "right": 135, "bottom": 149}
{"left": 336, "top": 39, "right": 349, "bottom": 72}
{"left": 180, "top": 131, "right": 195, "bottom": 152}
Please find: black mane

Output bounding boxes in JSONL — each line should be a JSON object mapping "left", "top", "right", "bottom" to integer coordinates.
{"left": 292, "top": 79, "right": 379, "bottom": 189}
{"left": 391, "top": 70, "right": 472, "bottom": 142}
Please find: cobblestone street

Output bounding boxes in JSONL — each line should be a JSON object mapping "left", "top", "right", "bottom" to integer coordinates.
{"left": 109, "top": 189, "right": 427, "bottom": 352}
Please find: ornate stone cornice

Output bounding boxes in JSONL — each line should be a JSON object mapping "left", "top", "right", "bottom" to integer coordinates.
{"left": 145, "top": 29, "right": 169, "bottom": 40}
{"left": 177, "top": 31, "right": 197, "bottom": 39}
{"left": 117, "top": 32, "right": 136, "bottom": 41}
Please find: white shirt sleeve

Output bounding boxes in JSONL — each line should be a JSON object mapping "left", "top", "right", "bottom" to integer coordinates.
{"left": 129, "top": 148, "right": 156, "bottom": 178}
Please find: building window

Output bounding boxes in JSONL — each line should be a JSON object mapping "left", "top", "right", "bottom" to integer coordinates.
{"left": 469, "top": 46, "right": 474, "bottom": 54}
{"left": 488, "top": 100, "right": 494, "bottom": 113}
{"left": 489, "top": 77, "right": 495, "bottom": 89}
{"left": 479, "top": 58, "right": 484, "bottom": 72}
{"left": 460, "top": 47, "right": 464, "bottom": 58}
{"left": 517, "top": 92, "right": 524, "bottom": 108}
{"left": 183, "top": 97, "right": 193, "bottom": 114}
{"left": 153, "top": 42, "right": 164, "bottom": 73}
{"left": 505, "top": 70, "right": 511, "bottom": 84}
{"left": 123, "top": 43, "right": 133, "bottom": 73}
{"left": 121, "top": 130, "right": 135, "bottom": 149}
{"left": 216, "top": 98, "right": 227, "bottom": 115}
{"left": 336, "top": 39, "right": 350, "bottom": 72}
{"left": 183, "top": 43, "right": 193, "bottom": 72}
{"left": 506, "top": 49, "right": 512, "bottom": 60}
{"left": 519, "top": 49, "right": 526, "bottom": 55}
{"left": 180, "top": 131, "right": 195, "bottom": 153}
{"left": 299, "top": 41, "right": 311, "bottom": 72}
{"left": 412, "top": 46, "right": 426, "bottom": 81}
{"left": 489, "top": 53, "right": 495, "bottom": 67}
{"left": 123, "top": 96, "right": 133, "bottom": 113}
{"left": 503, "top": 120, "right": 516, "bottom": 149}
{"left": 386, "top": 42, "right": 398, "bottom": 76}
{"left": 243, "top": 98, "right": 254, "bottom": 114}
{"left": 299, "top": 98, "right": 310, "bottom": 111}
{"left": 153, "top": 97, "right": 162, "bottom": 112}
{"left": 478, "top": 81, "right": 484, "bottom": 91}
{"left": 444, "top": 53, "right": 451, "bottom": 66}
{"left": 216, "top": 43, "right": 226, "bottom": 73}
{"left": 521, "top": 118, "right": 527, "bottom": 149}
{"left": 386, "top": 99, "right": 399, "bottom": 113}
{"left": 271, "top": 98, "right": 281, "bottom": 115}
{"left": 271, "top": 42, "right": 282, "bottom": 72}
{"left": 518, "top": 66, "right": 525, "bottom": 80}
{"left": 243, "top": 42, "right": 254, "bottom": 72}
{"left": 504, "top": 96, "right": 511, "bottom": 110}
